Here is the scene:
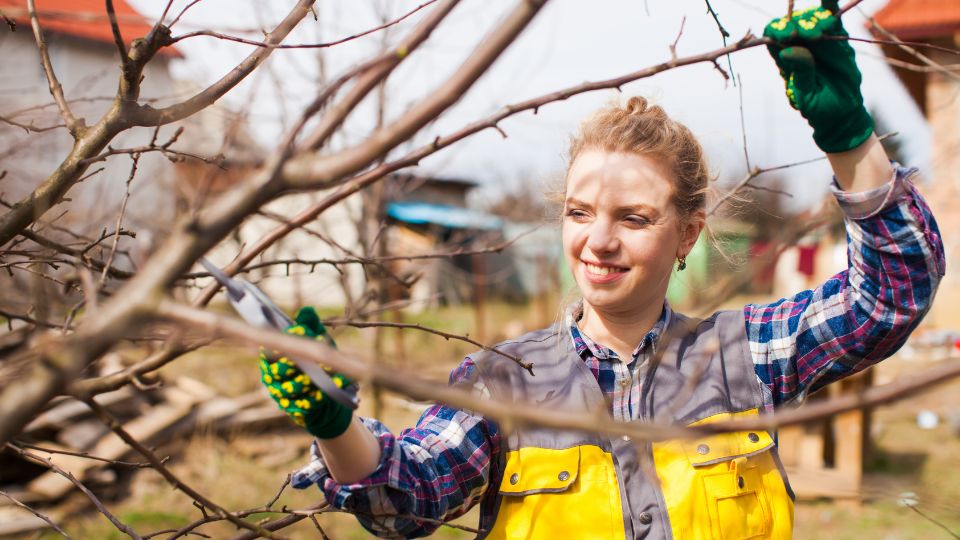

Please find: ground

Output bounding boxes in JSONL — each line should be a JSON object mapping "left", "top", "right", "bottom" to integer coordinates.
{"left": 11, "top": 300, "right": 960, "bottom": 539}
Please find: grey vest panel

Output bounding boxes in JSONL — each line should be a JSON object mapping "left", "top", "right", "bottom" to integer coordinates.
{"left": 472, "top": 309, "right": 764, "bottom": 540}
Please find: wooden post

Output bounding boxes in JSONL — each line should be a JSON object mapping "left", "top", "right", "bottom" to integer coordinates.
{"left": 473, "top": 253, "right": 486, "bottom": 343}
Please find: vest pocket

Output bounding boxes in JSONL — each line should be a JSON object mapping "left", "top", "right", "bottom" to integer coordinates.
{"left": 652, "top": 409, "right": 793, "bottom": 540}
{"left": 488, "top": 445, "right": 626, "bottom": 540}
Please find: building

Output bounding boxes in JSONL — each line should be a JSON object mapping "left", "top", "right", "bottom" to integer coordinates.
{"left": 0, "top": 0, "right": 183, "bottom": 241}
{"left": 872, "top": 0, "right": 960, "bottom": 328}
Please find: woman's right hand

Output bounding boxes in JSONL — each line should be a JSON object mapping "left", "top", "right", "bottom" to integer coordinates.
{"left": 763, "top": 0, "right": 874, "bottom": 154}
{"left": 259, "top": 306, "right": 354, "bottom": 439}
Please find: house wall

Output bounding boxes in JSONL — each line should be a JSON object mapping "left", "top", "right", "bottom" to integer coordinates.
{"left": 919, "top": 41, "right": 960, "bottom": 328}
{"left": 204, "top": 190, "right": 368, "bottom": 310}
{"left": 0, "top": 30, "right": 179, "bottom": 257}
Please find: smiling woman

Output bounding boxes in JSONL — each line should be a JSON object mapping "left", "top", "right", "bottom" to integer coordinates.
{"left": 262, "top": 4, "right": 946, "bottom": 538}
{"left": 562, "top": 97, "right": 707, "bottom": 360}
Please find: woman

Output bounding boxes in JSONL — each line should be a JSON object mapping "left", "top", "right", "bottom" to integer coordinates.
{"left": 260, "top": 3, "right": 944, "bottom": 538}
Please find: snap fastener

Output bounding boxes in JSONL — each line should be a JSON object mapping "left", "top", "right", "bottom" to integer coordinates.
{"left": 738, "top": 476, "right": 745, "bottom": 489}
{"left": 639, "top": 511, "right": 653, "bottom": 525}
{"left": 748, "top": 432, "right": 760, "bottom": 443}
{"left": 696, "top": 444, "right": 710, "bottom": 455}
{"left": 509, "top": 473, "right": 519, "bottom": 485}
{"left": 558, "top": 470, "right": 570, "bottom": 482}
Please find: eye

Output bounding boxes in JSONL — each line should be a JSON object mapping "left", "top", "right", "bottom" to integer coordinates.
{"left": 624, "top": 215, "right": 651, "bottom": 227}
{"left": 565, "top": 208, "right": 589, "bottom": 221}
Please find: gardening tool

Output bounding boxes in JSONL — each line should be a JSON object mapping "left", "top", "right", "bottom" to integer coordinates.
{"left": 199, "top": 257, "right": 359, "bottom": 410}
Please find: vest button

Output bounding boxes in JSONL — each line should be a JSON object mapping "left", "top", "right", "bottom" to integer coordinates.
{"left": 558, "top": 471, "right": 570, "bottom": 481}
{"left": 696, "top": 444, "right": 710, "bottom": 455}
{"left": 748, "top": 432, "right": 760, "bottom": 443}
{"left": 639, "top": 511, "right": 653, "bottom": 525}
{"left": 509, "top": 473, "right": 519, "bottom": 485}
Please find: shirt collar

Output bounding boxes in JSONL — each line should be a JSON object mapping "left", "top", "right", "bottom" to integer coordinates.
{"left": 566, "top": 300, "right": 672, "bottom": 362}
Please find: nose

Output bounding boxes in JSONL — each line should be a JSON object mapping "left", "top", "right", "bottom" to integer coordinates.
{"left": 584, "top": 218, "right": 619, "bottom": 255}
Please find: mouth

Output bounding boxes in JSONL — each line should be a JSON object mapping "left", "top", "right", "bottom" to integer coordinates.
{"left": 582, "top": 261, "right": 628, "bottom": 283}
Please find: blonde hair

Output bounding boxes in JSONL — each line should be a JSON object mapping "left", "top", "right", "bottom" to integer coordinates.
{"left": 567, "top": 96, "right": 709, "bottom": 220}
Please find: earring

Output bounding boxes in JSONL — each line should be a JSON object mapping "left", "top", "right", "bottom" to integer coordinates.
{"left": 677, "top": 255, "right": 687, "bottom": 272}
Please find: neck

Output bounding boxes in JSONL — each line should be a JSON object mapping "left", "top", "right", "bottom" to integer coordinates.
{"left": 579, "top": 300, "right": 664, "bottom": 360}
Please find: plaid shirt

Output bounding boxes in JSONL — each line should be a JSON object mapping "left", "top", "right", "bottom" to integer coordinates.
{"left": 292, "top": 167, "right": 944, "bottom": 538}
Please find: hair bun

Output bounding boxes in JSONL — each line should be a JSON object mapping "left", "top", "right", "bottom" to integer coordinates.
{"left": 625, "top": 96, "right": 649, "bottom": 115}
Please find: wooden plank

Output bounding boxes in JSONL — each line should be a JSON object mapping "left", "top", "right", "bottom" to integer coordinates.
{"left": 26, "top": 387, "right": 201, "bottom": 500}
{"left": 22, "top": 387, "right": 137, "bottom": 433}
{"left": 798, "top": 431, "right": 825, "bottom": 471}
{"left": 785, "top": 467, "right": 861, "bottom": 500}
{"left": 776, "top": 425, "right": 804, "bottom": 467}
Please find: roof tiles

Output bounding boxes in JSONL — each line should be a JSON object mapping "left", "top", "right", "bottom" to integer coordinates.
{"left": 872, "top": 0, "right": 960, "bottom": 40}
{"left": 0, "top": 0, "right": 182, "bottom": 57}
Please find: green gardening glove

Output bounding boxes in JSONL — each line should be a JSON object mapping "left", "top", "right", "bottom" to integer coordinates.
{"left": 764, "top": 0, "right": 874, "bottom": 153}
{"left": 259, "top": 306, "right": 354, "bottom": 439}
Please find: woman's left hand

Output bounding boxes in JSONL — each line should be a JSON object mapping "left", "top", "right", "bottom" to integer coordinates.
{"left": 764, "top": 0, "right": 874, "bottom": 154}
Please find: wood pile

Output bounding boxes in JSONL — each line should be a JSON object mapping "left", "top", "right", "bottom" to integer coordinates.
{"left": 0, "top": 376, "right": 284, "bottom": 537}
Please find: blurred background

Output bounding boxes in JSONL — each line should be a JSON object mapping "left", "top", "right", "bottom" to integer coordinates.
{"left": 0, "top": 0, "right": 958, "bottom": 538}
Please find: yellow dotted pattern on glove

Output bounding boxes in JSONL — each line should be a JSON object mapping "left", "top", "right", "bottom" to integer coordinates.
{"left": 287, "top": 325, "right": 306, "bottom": 336}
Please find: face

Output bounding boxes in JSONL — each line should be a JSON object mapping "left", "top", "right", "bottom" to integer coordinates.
{"left": 562, "top": 149, "right": 702, "bottom": 319}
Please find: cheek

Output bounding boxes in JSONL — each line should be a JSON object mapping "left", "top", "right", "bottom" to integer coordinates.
{"left": 561, "top": 221, "right": 582, "bottom": 257}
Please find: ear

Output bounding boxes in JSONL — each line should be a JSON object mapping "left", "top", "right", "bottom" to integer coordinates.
{"left": 677, "top": 210, "right": 705, "bottom": 257}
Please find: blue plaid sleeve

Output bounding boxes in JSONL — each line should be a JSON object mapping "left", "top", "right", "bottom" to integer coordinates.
{"left": 291, "top": 358, "right": 499, "bottom": 538}
{"left": 745, "top": 166, "right": 945, "bottom": 406}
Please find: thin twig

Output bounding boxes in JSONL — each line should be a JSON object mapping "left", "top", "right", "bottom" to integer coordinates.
{"left": 26, "top": 0, "right": 82, "bottom": 135}
{"left": 325, "top": 319, "right": 534, "bottom": 374}
{"left": 81, "top": 399, "right": 283, "bottom": 539}
{"left": 0, "top": 489, "right": 73, "bottom": 539}
{"left": 6, "top": 443, "right": 141, "bottom": 539}
{"left": 907, "top": 505, "right": 960, "bottom": 539}
{"left": 11, "top": 441, "right": 162, "bottom": 468}
{"left": 104, "top": 0, "right": 128, "bottom": 61}
{"left": 862, "top": 15, "right": 960, "bottom": 84}
{"left": 171, "top": 0, "right": 438, "bottom": 49}
{"left": 99, "top": 128, "right": 154, "bottom": 285}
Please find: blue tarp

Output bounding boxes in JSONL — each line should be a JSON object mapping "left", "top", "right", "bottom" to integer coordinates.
{"left": 386, "top": 201, "right": 503, "bottom": 230}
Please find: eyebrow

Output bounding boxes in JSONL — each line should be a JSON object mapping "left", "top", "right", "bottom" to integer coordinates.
{"left": 564, "top": 197, "right": 660, "bottom": 215}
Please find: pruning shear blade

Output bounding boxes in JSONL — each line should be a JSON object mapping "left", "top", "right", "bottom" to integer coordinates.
{"left": 199, "top": 257, "right": 359, "bottom": 410}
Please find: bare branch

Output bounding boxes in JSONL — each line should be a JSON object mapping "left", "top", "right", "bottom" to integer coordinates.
{"left": 26, "top": 0, "right": 83, "bottom": 135}
{"left": 0, "top": 489, "right": 72, "bottom": 539}
{"left": 326, "top": 319, "right": 534, "bottom": 374}
{"left": 862, "top": 14, "right": 960, "bottom": 84}
{"left": 171, "top": 0, "right": 438, "bottom": 50}
{"left": 299, "top": 0, "right": 461, "bottom": 151}
{"left": 104, "top": 0, "right": 128, "bottom": 61}
{"left": 131, "top": 0, "right": 317, "bottom": 126}
{"left": 11, "top": 441, "right": 162, "bottom": 468}
{"left": 81, "top": 398, "right": 283, "bottom": 539}
{"left": 0, "top": 114, "right": 66, "bottom": 133}
{"left": 6, "top": 443, "right": 141, "bottom": 539}
{"left": 286, "top": 0, "right": 548, "bottom": 181}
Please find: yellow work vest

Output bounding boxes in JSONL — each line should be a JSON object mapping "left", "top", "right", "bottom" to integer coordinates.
{"left": 473, "top": 312, "right": 795, "bottom": 539}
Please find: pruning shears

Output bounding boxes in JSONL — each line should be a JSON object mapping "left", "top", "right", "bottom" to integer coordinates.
{"left": 199, "top": 257, "right": 359, "bottom": 410}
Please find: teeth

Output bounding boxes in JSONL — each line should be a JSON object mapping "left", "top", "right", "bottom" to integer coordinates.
{"left": 585, "top": 263, "right": 623, "bottom": 276}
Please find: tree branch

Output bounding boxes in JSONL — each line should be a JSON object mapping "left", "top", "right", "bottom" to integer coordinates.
{"left": 326, "top": 319, "right": 534, "bottom": 374}
{"left": 130, "top": 0, "right": 317, "bottom": 126}
{"left": 7, "top": 443, "right": 141, "bottom": 539}
{"left": 82, "top": 398, "right": 282, "bottom": 539}
{"left": 0, "top": 489, "right": 72, "bottom": 539}
{"left": 171, "top": 0, "right": 438, "bottom": 49}
{"left": 284, "top": 0, "right": 548, "bottom": 184}
{"left": 26, "top": 0, "right": 83, "bottom": 136}
{"left": 298, "top": 0, "right": 461, "bottom": 151}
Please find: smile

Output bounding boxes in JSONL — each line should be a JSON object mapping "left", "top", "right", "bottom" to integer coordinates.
{"left": 582, "top": 262, "right": 628, "bottom": 283}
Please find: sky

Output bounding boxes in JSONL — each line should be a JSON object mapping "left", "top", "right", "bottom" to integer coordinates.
{"left": 129, "top": 0, "right": 930, "bottom": 212}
